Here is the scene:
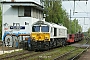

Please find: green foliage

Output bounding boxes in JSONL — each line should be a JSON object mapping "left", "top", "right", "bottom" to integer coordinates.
{"left": 83, "top": 32, "right": 88, "bottom": 37}
{"left": 70, "top": 19, "right": 82, "bottom": 34}
{"left": 0, "top": 7, "right": 2, "bottom": 40}
{"left": 44, "top": 0, "right": 82, "bottom": 34}
{"left": 87, "top": 28, "right": 90, "bottom": 37}
{"left": 45, "top": 0, "right": 63, "bottom": 23}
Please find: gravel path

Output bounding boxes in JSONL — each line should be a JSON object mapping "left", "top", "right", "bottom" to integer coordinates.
{"left": 0, "top": 45, "right": 22, "bottom": 55}
{"left": 79, "top": 49, "right": 90, "bottom": 60}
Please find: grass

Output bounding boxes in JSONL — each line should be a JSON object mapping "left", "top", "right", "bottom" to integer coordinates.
{"left": 28, "top": 47, "right": 84, "bottom": 60}
{"left": 64, "top": 48, "right": 84, "bottom": 60}
{"left": 0, "top": 46, "right": 85, "bottom": 60}
{"left": 78, "top": 39, "right": 87, "bottom": 44}
{"left": 28, "top": 46, "right": 76, "bottom": 60}
{"left": 0, "top": 39, "right": 88, "bottom": 60}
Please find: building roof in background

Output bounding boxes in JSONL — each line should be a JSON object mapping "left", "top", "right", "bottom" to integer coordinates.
{"left": 1, "top": 1, "right": 43, "bottom": 8}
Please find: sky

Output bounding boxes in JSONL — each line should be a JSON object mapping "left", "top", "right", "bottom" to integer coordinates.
{"left": 62, "top": 0, "right": 90, "bottom": 32}
{"left": 1, "top": 0, "right": 90, "bottom": 32}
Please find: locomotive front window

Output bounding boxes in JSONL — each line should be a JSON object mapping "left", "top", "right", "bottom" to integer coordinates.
{"left": 32, "top": 26, "right": 40, "bottom": 32}
{"left": 41, "top": 26, "right": 49, "bottom": 32}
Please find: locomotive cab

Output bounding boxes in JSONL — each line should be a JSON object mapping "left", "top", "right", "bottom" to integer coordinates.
{"left": 30, "top": 20, "right": 67, "bottom": 50}
{"left": 31, "top": 24, "right": 50, "bottom": 41}
{"left": 31, "top": 21, "right": 50, "bottom": 50}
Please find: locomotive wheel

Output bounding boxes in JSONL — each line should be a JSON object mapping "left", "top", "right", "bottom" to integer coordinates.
{"left": 44, "top": 42, "right": 50, "bottom": 50}
{"left": 28, "top": 44, "right": 34, "bottom": 51}
{"left": 62, "top": 39, "right": 66, "bottom": 46}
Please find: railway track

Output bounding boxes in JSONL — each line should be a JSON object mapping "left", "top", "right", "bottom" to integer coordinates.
{"left": 15, "top": 48, "right": 63, "bottom": 60}
{"left": 54, "top": 47, "right": 79, "bottom": 60}
{"left": 70, "top": 46, "right": 89, "bottom": 60}
{"left": 0, "top": 47, "right": 61, "bottom": 60}
{"left": 54, "top": 39, "right": 90, "bottom": 60}
{"left": 15, "top": 52, "right": 43, "bottom": 60}
{"left": 0, "top": 50, "right": 33, "bottom": 60}
{"left": 0, "top": 38, "right": 89, "bottom": 60}
{"left": 54, "top": 46, "right": 89, "bottom": 60}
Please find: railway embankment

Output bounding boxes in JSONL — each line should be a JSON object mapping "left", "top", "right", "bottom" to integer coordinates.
{"left": 77, "top": 38, "right": 90, "bottom": 60}
{"left": 79, "top": 49, "right": 90, "bottom": 60}
{"left": 0, "top": 38, "right": 90, "bottom": 60}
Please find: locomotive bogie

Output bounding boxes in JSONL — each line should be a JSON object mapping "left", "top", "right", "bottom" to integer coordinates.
{"left": 31, "top": 41, "right": 50, "bottom": 50}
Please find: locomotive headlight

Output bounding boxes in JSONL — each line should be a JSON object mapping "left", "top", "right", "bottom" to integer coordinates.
{"left": 32, "top": 37, "right": 35, "bottom": 40}
{"left": 45, "top": 37, "right": 49, "bottom": 40}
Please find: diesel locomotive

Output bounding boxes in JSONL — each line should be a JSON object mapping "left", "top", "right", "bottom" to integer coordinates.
{"left": 23, "top": 20, "right": 84, "bottom": 51}
{"left": 23, "top": 20, "right": 67, "bottom": 50}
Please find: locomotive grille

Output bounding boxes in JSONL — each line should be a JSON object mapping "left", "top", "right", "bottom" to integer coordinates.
{"left": 31, "top": 32, "right": 50, "bottom": 41}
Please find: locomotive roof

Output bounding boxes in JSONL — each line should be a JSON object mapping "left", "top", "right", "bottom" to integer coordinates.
{"left": 32, "top": 21, "right": 67, "bottom": 30}
{"left": 48, "top": 22, "right": 67, "bottom": 29}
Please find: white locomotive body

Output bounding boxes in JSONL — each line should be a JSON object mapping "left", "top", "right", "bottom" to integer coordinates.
{"left": 30, "top": 21, "right": 67, "bottom": 50}
{"left": 46, "top": 22, "right": 67, "bottom": 39}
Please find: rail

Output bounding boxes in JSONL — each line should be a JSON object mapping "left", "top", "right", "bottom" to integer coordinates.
{"left": 0, "top": 51, "right": 31, "bottom": 60}
{"left": 54, "top": 48, "right": 78, "bottom": 60}
{"left": 54, "top": 39, "right": 90, "bottom": 60}
{"left": 70, "top": 45, "right": 89, "bottom": 60}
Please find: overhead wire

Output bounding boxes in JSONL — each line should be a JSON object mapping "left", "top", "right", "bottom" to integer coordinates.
{"left": 68, "top": 1, "right": 74, "bottom": 10}
{"left": 85, "top": 1, "right": 88, "bottom": 16}
{"left": 76, "top": 1, "right": 89, "bottom": 32}
{"left": 76, "top": 2, "right": 88, "bottom": 14}
{"left": 62, "top": 1, "right": 73, "bottom": 11}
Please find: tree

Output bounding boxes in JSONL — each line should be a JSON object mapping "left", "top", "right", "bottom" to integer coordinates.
{"left": 70, "top": 19, "right": 82, "bottom": 34}
{"left": 0, "top": 7, "right": 2, "bottom": 39}
{"left": 87, "top": 28, "right": 90, "bottom": 37}
{"left": 44, "top": 0, "right": 70, "bottom": 31}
